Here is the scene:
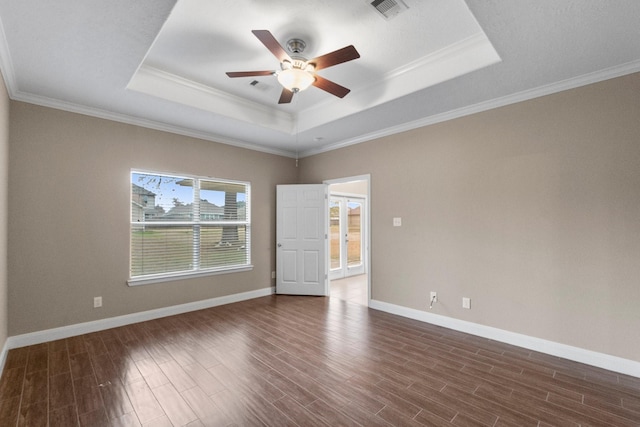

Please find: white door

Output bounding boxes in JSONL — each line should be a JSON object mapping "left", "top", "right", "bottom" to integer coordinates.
{"left": 276, "top": 184, "right": 328, "bottom": 295}
{"left": 329, "top": 196, "right": 366, "bottom": 280}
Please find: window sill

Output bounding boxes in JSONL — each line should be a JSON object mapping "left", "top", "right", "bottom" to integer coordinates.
{"left": 127, "top": 265, "right": 254, "bottom": 287}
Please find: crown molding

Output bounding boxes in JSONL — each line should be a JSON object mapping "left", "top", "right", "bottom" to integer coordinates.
{"left": 0, "top": 15, "right": 16, "bottom": 97}
{"left": 9, "top": 89, "right": 294, "bottom": 157}
{"left": 301, "top": 58, "right": 640, "bottom": 158}
{"left": 9, "top": 54, "right": 640, "bottom": 161}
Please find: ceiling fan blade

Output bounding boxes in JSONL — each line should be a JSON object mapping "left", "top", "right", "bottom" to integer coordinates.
{"left": 252, "top": 30, "right": 291, "bottom": 63}
{"left": 278, "top": 88, "right": 295, "bottom": 104}
{"left": 309, "top": 45, "right": 360, "bottom": 71}
{"left": 226, "top": 70, "right": 275, "bottom": 78}
{"left": 312, "top": 75, "right": 351, "bottom": 98}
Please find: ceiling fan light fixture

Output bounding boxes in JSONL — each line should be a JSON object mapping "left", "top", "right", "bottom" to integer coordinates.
{"left": 227, "top": 30, "right": 359, "bottom": 103}
{"left": 277, "top": 67, "right": 315, "bottom": 92}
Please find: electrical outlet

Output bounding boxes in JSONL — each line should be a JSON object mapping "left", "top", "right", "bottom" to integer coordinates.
{"left": 93, "top": 296, "right": 102, "bottom": 308}
{"left": 462, "top": 297, "right": 471, "bottom": 309}
{"left": 430, "top": 292, "right": 437, "bottom": 303}
{"left": 271, "top": 271, "right": 276, "bottom": 279}
{"left": 429, "top": 291, "right": 437, "bottom": 309}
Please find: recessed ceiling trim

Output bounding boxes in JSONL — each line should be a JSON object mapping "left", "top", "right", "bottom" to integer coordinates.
{"left": 297, "top": 31, "right": 501, "bottom": 133}
{"left": 128, "top": 65, "right": 295, "bottom": 134}
{"left": 383, "top": 32, "right": 499, "bottom": 81}
{"left": 128, "top": 31, "right": 500, "bottom": 138}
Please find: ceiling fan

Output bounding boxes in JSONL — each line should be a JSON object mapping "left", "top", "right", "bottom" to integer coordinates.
{"left": 226, "top": 30, "right": 360, "bottom": 104}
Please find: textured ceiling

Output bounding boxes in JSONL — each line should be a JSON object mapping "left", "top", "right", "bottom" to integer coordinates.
{"left": 0, "top": 0, "right": 639, "bottom": 157}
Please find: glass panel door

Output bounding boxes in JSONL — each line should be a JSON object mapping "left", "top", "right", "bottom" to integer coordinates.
{"left": 329, "top": 198, "right": 342, "bottom": 271}
{"left": 330, "top": 196, "right": 365, "bottom": 279}
{"left": 347, "top": 200, "right": 362, "bottom": 268}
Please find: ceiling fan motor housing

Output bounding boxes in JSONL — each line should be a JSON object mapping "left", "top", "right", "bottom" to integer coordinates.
{"left": 286, "top": 38, "right": 306, "bottom": 54}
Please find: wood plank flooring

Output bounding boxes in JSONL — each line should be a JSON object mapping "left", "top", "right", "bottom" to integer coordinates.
{"left": 1, "top": 283, "right": 639, "bottom": 426}
{"left": 330, "top": 275, "right": 368, "bottom": 306}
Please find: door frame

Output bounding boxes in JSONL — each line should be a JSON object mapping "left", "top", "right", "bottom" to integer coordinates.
{"left": 324, "top": 174, "right": 371, "bottom": 305}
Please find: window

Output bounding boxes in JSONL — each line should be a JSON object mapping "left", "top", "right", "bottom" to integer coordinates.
{"left": 129, "top": 171, "right": 251, "bottom": 285}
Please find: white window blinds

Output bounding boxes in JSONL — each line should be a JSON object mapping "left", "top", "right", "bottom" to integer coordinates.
{"left": 130, "top": 171, "right": 250, "bottom": 283}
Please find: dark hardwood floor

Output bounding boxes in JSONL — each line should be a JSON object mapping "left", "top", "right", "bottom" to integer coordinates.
{"left": 1, "top": 282, "right": 639, "bottom": 426}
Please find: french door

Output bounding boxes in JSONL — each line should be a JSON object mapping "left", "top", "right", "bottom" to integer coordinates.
{"left": 329, "top": 196, "right": 366, "bottom": 280}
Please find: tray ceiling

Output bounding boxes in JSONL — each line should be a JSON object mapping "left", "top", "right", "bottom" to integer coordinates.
{"left": 0, "top": 0, "right": 639, "bottom": 157}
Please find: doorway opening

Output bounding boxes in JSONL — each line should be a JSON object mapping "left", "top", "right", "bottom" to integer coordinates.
{"left": 325, "top": 175, "right": 370, "bottom": 306}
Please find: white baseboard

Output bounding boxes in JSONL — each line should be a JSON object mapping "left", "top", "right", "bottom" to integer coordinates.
{"left": 369, "top": 299, "right": 640, "bottom": 378}
{"left": 0, "top": 338, "right": 8, "bottom": 374}
{"left": 5, "top": 287, "right": 274, "bottom": 351}
{"left": 4, "top": 290, "right": 636, "bottom": 379}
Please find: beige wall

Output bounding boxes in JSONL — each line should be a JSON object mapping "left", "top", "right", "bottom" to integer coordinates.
{"left": 300, "top": 73, "right": 640, "bottom": 362}
{"left": 5, "top": 72, "right": 640, "bottom": 363}
{"left": 8, "top": 102, "right": 298, "bottom": 335}
{"left": 0, "top": 72, "right": 8, "bottom": 349}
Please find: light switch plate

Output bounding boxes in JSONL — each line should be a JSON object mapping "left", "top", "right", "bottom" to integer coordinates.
{"left": 393, "top": 217, "right": 402, "bottom": 227}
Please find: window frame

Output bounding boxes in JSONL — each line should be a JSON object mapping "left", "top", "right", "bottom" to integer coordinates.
{"left": 128, "top": 170, "right": 252, "bottom": 286}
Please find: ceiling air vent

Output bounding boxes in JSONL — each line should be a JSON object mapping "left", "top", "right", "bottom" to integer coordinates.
{"left": 368, "top": 0, "right": 409, "bottom": 20}
{"left": 249, "top": 80, "right": 272, "bottom": 92}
